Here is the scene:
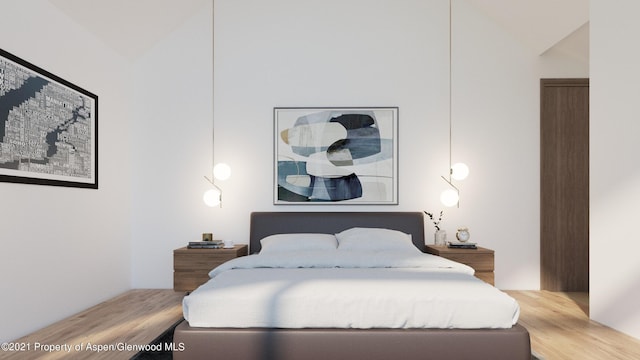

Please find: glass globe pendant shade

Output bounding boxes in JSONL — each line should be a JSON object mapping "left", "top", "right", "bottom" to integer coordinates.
{"left": 440, "top": 188, "right": 459, "bottom": 207}
{"left": 451, "top": 162, "right": 469, "bottom": 181}
{"left": 203, "top": 188, "right": 221, "bottom": 207}
{"left": 213, "top": 163, "right": 231, "bottom": 181}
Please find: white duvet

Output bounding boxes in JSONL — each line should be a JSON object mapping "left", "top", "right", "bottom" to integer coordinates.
{"left": 182, "top": 251, "right": 520, "bottom": 329}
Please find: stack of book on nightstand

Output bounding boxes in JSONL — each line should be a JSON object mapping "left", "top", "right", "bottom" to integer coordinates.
{"left": 447, "top": 241, "right": 477, "bottom": 249}
{"left": 188, "top": 240, "right": 224, "bottom": 249}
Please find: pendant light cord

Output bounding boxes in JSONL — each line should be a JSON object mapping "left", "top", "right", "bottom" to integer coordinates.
{"left": 203, "top": 0, "right": 223, "bottom": 208}
{"left": 440, "top": 0, "right": 460, "bottom": 208}
{"left": 448, "top": 0, "right": 452, "bottom": 181}
{"left": 211, "top": 0, "right": 216, "bottom": 179}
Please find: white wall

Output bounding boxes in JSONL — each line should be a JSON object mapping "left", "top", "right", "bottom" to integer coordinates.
{"left": 590, "top": 0, "right": 640, "bottom": 340}
{"left": 0, "top": 0, "right": 132, "bottom": 342}
{"left": 130, "top": 1, "right": 214, "bottom": 288}
{"left": 129, "top": 0, "right": 587, "bottom": 290}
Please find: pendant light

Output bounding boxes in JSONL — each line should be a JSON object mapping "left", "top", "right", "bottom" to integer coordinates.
{"left": 440, "top": 0, "right": 468, "bottom": 208}
{"left": 203, "top": 0, "right": 230, "bottom": 208}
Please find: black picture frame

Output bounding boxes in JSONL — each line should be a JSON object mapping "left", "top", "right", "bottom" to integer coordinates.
{"left": 0, "top": 48, "right": 98, "bottom": 189}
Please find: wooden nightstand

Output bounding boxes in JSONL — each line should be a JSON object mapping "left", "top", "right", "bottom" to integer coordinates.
{"left": 173, "top": 244, "right": 248, "bottom": 292}
{"left": 424, "top": 245, "right": 495, "bottom": 285}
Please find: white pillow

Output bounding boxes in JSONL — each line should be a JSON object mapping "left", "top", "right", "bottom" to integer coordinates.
{"left": 335, "top": 227, "right": 417, "bottom": 252}
{"left": 260, "top": 233, "right": 338, "bottom": 253}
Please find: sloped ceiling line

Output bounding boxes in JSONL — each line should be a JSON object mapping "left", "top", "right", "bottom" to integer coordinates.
{"left": 49, "top": 0, "right": 210, "bottom": 61}
{"left": 465, "top": 0, "right": 588, "bottom": 55}
{"left": 48, "top": 0, "right": 589, "bottom": 62}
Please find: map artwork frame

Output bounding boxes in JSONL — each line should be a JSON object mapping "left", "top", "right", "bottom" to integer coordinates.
{"left": 274, "top": 107, "right": 398, "bottom": 205}
{"left": 0, "top": 48, "right": 98, "bottom": 189}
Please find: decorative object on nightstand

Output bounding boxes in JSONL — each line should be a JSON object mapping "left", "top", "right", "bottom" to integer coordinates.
{"left": 424, "top": 210, "right": 447, "bottom": 246}
{"left": 456, "top": 227, "right": 470, "bottom": 242}
{"left": 187, "top": 240, "right": 224, "bottom": 249}
{"left": 424, "top": 244, "right": 495, "bottom": 285}
{"left": 434, "top": 230, "right": 447, "bottom": 246}
{"left": 447, "top": 241, "right": 476, "bottom": 249}
{"left": 173, "top": 244, "right": 248, "bottom": 292}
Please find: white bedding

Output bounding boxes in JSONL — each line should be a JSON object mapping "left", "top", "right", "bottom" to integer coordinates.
{"left": 182, "top": 251, "right": 520, "bottom": 329}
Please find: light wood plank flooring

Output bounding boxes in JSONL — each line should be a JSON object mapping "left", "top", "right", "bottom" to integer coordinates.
{"left": 506, "top": 290, "right": 640, "bottom": 360}
{"left": 4, "top": 290, "right": 640, "bottom": 359}
{"left": 0, "top": 290, "right": 184, "bottom": 360}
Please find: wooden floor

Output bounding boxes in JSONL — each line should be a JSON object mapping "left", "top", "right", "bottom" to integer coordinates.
{"left": 506, "top": 290, "right": 640, "bottom": 360}
{"left": 4, "top": 290, "right": 640, "bottom": 360}
{"left": 0, "top": 290, "right": 184, "bottom": 360}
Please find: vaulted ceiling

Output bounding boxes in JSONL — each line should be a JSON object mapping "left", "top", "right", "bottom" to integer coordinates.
{"left": 467, "top": 0, "right": 588, "bottom": 55}
{"left": 49, "top": 0, "right": 209, "bottom": 60}
{"left": 48, "top": 0, "right": 589, "bottom": 62}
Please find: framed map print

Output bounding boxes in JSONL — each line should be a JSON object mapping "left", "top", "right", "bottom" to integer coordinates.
{"left": 0, "top": 48, "right": 98, "bottom": 189}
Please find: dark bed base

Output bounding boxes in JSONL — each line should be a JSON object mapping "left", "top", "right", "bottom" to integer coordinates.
{"left": 173, "top": 320, "right": 531, "bottom": 360}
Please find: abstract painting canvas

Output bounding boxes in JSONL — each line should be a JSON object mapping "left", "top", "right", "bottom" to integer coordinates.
{"left": 0, "top": 48, "right": 97, "bottom": 189}
{"left": 274, "top": 107, "right": 398, "bottom": 204}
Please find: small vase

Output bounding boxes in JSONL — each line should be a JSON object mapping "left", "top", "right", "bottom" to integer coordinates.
{"left": 434, "top": 230, "right": 447, "bottom": 246}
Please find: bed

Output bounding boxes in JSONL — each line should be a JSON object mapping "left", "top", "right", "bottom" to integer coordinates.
{"left": 173, "top": 212, "right": 531, "bottom": 360}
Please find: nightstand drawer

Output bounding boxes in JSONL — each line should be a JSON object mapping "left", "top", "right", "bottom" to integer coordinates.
{"left": 174, "top": 271, "right": 211, "bottom": 292}
{"left": 173, "top": 245, "right": 248, "bottom": 292}
{"left": 474, "top": 271, "right": 495, "bottom": 285}
{"left": 424, "top": 245, "right": 495, "bottom": 285}
{"left": 437, "top": 252, "right": 494, "bottom": 272}
{"left": 174, "top": 252, "right": 239, "bottom": 270}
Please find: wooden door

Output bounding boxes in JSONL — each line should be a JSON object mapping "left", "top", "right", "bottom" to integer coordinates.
{"left": 540, "top": 78, "right": 589, "bottom": 291}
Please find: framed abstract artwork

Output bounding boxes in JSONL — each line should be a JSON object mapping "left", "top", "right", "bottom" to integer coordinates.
{"left": 274, "top": 107, "right": 398, "bottom": 204}
{"left": 0, "top": 48, "right": 98, "bottom": 189}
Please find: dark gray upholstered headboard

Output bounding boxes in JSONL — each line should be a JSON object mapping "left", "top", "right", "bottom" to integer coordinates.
{"left": 249, "top": 212, "right": 425, "bottom": 254}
